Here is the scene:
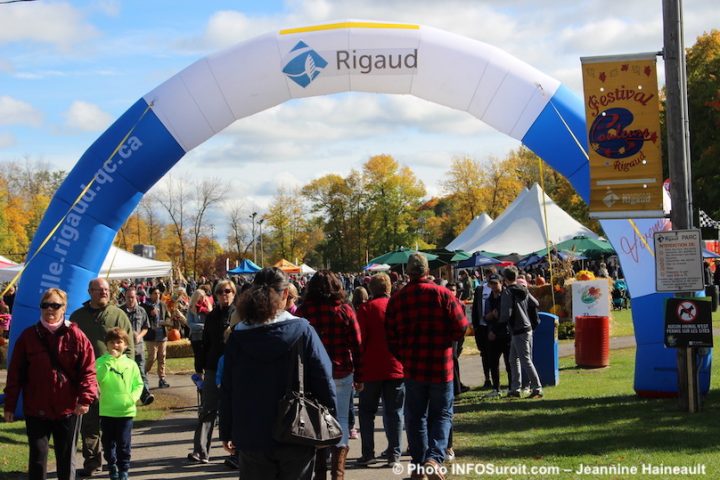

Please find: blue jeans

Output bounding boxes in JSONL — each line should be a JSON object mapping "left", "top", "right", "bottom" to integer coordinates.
{"left": 134, "top": 351, "right": 150, "bottom": 395}
{"left": 358, "top": 379, "right": 405, "bottom": 460}
{"left": 100, "top": 417, "right": 133, "bottom": 473}
{"left": 334, "top": 374, "right": 354, "bottom": 446}
{"left": 404, "top": 379, "right": 453, "bottom": 466}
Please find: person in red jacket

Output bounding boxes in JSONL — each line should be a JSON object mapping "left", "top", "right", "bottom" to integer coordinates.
{"left": 386, "top": 254, "right": 468, "bottom": 480}
{"left": 355, "top": 273, "right": 405, "bottom": 469}
{"left": 296, "top": 270, "right": 362, "bottom": 480}
{"left": 3, "top": 288, "right": 98, "bottom": 480}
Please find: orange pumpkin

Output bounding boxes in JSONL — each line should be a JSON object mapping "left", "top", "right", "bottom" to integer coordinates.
{"left": 575, "top": 270, "right": 596, "bottom": 281}
{"left": 167, "top": 328, "right": 181, "bottom": 342}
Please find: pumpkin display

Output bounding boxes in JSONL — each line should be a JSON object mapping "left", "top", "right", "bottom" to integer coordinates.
{"left": 575, "top": 270, "right": 596, "bottom": 281}
{"left": 167, "top": 328, "right": 181, "bottom": 342}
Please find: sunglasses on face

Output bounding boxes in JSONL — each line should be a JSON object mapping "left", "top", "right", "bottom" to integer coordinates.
{"left": 219, "top": 288, "right": 234, "bottom": 294}
{"left": 40, "top": 302, "right": 64, "bottom": 310}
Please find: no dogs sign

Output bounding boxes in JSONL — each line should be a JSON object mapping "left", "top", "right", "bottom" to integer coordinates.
{"left": 664, "top": 298, "right": 713, "bottom": 348}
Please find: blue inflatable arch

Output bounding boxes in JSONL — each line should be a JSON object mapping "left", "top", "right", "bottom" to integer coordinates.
{"left": 12, "top": 20, "right": 698, "bottom": 396}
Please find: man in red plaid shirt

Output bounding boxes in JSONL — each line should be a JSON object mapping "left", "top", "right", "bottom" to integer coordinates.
{"left": 386, "top": 253, "right": 468, "bottom": 480}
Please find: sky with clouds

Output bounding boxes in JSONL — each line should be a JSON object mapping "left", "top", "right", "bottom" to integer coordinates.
{"left": 1, "top": 0, "right": 717, "bottom": 242}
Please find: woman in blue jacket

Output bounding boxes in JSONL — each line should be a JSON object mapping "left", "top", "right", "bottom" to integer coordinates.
{"left": 219, "top": 267, "right": 336, "bottom": 480}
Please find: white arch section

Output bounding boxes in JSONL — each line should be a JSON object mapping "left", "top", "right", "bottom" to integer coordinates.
{"left": 148, "top": 21, "right": 562, "bottom": 157}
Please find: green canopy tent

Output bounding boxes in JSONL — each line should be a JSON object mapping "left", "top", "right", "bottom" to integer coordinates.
{"left": 368, "top": 248, "right": 439, "bottom": 275}
{"left": 555, "top": 235, "right": 615, "bottom": 258}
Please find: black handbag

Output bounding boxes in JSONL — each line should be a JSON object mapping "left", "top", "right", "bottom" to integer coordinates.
{"left": 272, "top": 339, "right": 342, "bottom": 447}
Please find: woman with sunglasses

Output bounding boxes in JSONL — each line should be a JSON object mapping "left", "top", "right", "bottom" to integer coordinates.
{"left": 188, "top": 279, "right": 236, "bottom": 464}
{"left": 3, "top": 288, "right": 98, "bottom": 480}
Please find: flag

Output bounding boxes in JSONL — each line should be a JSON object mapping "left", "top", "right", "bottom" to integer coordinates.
{"left": 699, "top": 210, "right": 720, "bottom": 229}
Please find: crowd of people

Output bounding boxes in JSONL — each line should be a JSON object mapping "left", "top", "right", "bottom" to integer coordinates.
{"left": 1, "top": 252, "right": 595, "bottom": 480}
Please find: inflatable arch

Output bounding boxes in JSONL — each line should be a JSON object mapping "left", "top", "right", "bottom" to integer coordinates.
{"left": 10, "top": 20, "right": 708, "bottom": 396}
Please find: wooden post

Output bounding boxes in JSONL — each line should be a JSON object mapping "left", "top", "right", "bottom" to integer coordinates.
{"left": 663, "top": 0, "right": 699, "bottom": 412}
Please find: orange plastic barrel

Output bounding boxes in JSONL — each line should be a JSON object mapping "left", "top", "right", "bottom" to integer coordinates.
{"left": 575, "top": 315, "right": 610, "bottom": 367}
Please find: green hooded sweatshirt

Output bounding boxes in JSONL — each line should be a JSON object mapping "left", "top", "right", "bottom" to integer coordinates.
{"left": 96, "top": 353, "right": 143, "bottom": 418}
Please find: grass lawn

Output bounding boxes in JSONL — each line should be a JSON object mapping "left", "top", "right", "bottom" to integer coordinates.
{"left": 453, "top": 345, "right": 720, "bottom": 479}
{"left": 0, "top": 387, "right": 184, "bottom": 475}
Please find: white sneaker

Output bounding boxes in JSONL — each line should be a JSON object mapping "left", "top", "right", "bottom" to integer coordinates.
{"left": 445, "top": 448, "right": 455, "bottom": 462}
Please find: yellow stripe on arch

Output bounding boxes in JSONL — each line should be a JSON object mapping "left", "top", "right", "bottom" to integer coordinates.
{"left": 280, "top": 21, "right": 420, "bottom": 35}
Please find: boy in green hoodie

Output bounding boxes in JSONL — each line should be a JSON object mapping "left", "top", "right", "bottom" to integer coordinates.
{"left": 96, "top": 328, "right": 143, "bottom": 480}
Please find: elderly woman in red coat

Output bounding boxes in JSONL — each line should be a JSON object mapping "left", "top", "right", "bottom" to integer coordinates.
{"left": 3, "top": 288, "right": 98, "bottom": 480}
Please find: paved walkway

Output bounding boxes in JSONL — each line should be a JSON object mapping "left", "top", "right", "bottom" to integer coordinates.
{"left": 3, "top": 336, "right": 638, "bottom": 480}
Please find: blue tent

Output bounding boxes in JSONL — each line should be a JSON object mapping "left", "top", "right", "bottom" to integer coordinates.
{"left": 228, "top": 259, "right": 261, "bottom": 274}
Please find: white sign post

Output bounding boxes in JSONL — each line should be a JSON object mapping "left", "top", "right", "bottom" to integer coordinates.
{"left": 654, "top": 229, "right": 705, "bottom": 293}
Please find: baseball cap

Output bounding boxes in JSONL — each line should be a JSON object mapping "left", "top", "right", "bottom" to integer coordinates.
{"left": 487, "top": 274, "right": 501, "bottom": 284}
{"left": 407, "top": 253, "right": 429, "bottom": 276}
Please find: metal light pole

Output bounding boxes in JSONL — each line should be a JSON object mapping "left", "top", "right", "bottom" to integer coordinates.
{"left": 258, "top": 218, "right": 265, "bottom": 266}
{"left": 249, "top": 212, "right": 257, "bottom": 263}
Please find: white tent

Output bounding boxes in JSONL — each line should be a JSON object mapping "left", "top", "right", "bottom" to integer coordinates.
{"left": 462, "top": 183, "right": 599, "bottom": 255}
{"left": 0, "top": 254, "right": 17, "bottom": 267}
{"left": 446, "top": 213, "right": 494, "bottom": 251}
{"left": 0, "top": 246, "right": 172, "bottom": 282}
{"left": 300, "top": 263, "right": 317, "bottom": 275}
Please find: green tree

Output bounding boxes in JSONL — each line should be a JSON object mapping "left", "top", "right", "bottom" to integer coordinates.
{"left": 686, "top": 30, "right": 720, "bottom": 219}
{"left": 302, "top": 174, "right": 356, "bottom": 270}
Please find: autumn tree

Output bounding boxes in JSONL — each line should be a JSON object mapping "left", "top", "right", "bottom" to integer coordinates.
{"left": 152, "top": 175, "right": 190, "bottom": 273}
{"left": 302, "top": 174, "right": 356, "bottom": 270}
{"left": 226, "top": 201, "right": 252, "bottom": 258}
{"left": 509, "top": 146, "right": 600, "bottom": 233}
{"left": 482, "top": 155, "right": 524, "bottom": 217}
{"left": 362, "top": 154, "right": 426, "bottom": 256}
{"left": 265, "top": 187, "right": 308, "bottom": 263}
{"left": 189, "top": 178, "right": 227, "bottom": 276}
{"left": 0, "top": 159, "right": 65, "bottom": 260}
{"left": 686, "top": 30, "right": 720, "bottom": 219}
{"left": 440, "top": 156, "right": 486, "bottom": 228}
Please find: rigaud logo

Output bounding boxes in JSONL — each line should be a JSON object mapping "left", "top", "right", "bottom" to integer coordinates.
{"left": 283, "top": 40, "right": 418, "bottom": 88}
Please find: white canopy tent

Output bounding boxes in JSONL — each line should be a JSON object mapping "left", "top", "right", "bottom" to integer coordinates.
{"left": 0, "top": 254, "right": 17, "bottom": 267}
{"left": 0, "top": 246, "right": 172, "bottom": 282}
{"left": 445, "top": 213, "right": 494, "bottom": 251}
{"left": 300, "top": 263, "right": 317, "bottom": 275}
{"left": 462, "top": 183, "right": 599, "bottom": 255}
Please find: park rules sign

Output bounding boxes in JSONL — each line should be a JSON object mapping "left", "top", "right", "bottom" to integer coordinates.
{"left": 664, "top": 298, "right": 713, "bottom": 348}
{"left": 654, "top": 229, "right": 704, "bottom": 293}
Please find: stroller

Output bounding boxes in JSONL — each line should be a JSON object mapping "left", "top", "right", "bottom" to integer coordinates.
{"left": 612, "top": 279, "right": 629, "bottom": 310}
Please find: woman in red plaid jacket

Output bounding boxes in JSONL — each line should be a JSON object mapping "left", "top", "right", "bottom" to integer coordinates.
{"left": 296, "top": 270, "right": 363, "bottom": 480}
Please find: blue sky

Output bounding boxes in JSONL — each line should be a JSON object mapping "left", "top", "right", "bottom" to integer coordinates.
{"left": 1, "top": 0, "right": 717, "bottom": 244}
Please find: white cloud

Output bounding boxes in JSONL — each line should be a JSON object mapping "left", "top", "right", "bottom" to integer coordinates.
{"left": 0, "top": 58, "right": 13, "bottom": 73}
{"left": 90, "top": 0, "right": 121, "bottom": 17}
{"left": 0, "top": 132, "right": 16, "bottom": 149}
{"left": 0, "top": 2, "right": 98, "bottom": 51}
{"left": 63, "top": 101, "right": 112, "bottom": 132}
{"left": 0, "top": 96, "right": 42, "bottom": 126}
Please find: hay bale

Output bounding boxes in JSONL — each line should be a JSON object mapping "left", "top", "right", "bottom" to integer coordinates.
{"left": 163, "top": 339, "right": 194, "bottom": 358}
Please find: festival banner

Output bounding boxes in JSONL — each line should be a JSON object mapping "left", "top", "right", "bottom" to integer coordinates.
{"left": 581, "top": 53, "right": 664, "bottom": 218}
